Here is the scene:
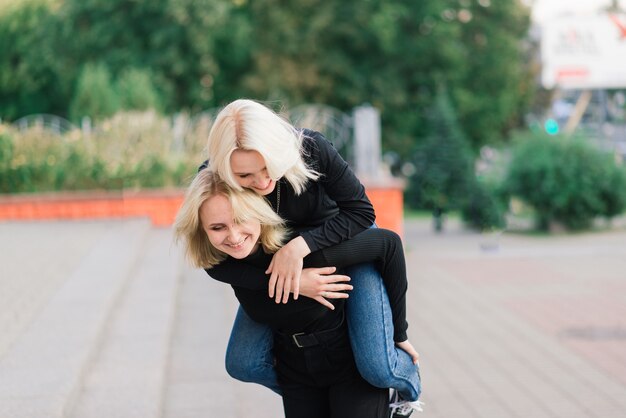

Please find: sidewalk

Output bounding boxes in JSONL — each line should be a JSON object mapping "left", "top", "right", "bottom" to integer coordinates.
{"left": 1, "top": 218, "right": 625, "bottom": 417}
{"left": 405, "top": 218, "right": 626, "bottom": 418}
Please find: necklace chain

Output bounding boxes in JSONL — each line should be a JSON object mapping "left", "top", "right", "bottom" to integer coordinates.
{"left": 276, "top": 180, "right": 280, "bottom": 213}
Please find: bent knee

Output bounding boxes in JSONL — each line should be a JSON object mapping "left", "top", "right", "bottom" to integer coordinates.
{"left": 354, "top": 358, "right": 396, "bottom": 388}
{"left": 225, "top": 351, "right": 276, "bottom": 383}
{"left": 226, "top": 357, "right": 267, "bottom": 383}
{"left": 225, "top": 358, "right": 250, "bottom": 382}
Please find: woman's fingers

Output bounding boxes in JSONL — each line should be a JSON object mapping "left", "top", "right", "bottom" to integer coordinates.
{"left": 318, "top": 273, "right": 352, "bottom": 296}
{"left": 322, "top": 274, "right": 351, "bottom": 284}
{"left": 296, "top": 268, "right": 352, "bottom": 301}
{"left": 270, "top": 272, "right": 285, "bottom": 301}
{"left": 267, "top": 262, "right": 277, "bottom": 298}
{"left": 324, "top": 281, "right": 353, "bottom": 292}
{"left": 396, "top": 340, "right": 420, "bottom": 365}
{"left": 292, "top": 271, "right": 301, "bottom": 301}
{"left": 280, "top": 273, "right": 292, "bottom": 303}
{"left": 315, "top": 266, "right": 337, "bottom": 275}
{"left": 321, "top": 291, "right": 349, "bottom": 299}
{"left": 313, "top": 296, "right": 335, "bottom": 310}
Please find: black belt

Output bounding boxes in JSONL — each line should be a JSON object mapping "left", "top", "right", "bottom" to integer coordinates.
{"left": 278, "top": 310, "right": 345, "bottom": 349}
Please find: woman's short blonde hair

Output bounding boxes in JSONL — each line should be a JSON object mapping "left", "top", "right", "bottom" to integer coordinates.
{"left": 207, "top": 99, "right": 319, "bottom": 195}
{"left": 174, "top": 168, "right": 287, "bottom": 269}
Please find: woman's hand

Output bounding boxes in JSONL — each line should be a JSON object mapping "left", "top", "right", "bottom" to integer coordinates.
{"left": 396, "top": 340, "right": 420, "bottom": 365}
{"left": 266, "top": 236, "right": 311, "bottom": 303}
{"left": 298, "top": 267, "right": 353, "bottom": 310}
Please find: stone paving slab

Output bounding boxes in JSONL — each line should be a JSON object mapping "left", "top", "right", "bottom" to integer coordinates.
{"left": 0, "top": 220, "right": 117, "bottom": 359}
{"left": 163, "top": 264, "right": 283, "bottom": 418}
{"left": 0, "top": 219, "right": 151, "bottom": 418}
{"left": 405, "top": 219, "right": 626, "bottom": 418}
{"left": 69, "top": 228, "right": 182, "bottom": 418}
{"left": 163, "top": 218, "right": 626, "bottom": 417}
{"left": 2, "top": 218, "right": 626, "bottom": 417}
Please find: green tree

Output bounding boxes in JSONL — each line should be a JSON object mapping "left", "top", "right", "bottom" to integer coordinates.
{"left": 240, "top": 0, "right": 532, "bottom": 159}
{"left": 0, "top": 130, "right": 15, "bottom": 192}
{"left": 452, "top": 0, "right": 534, "bottom": 148}
{"left": 117, "top": 68, "right": 162, "bottom": 111}
{"left": 505, "top": 132, "right": 626, "bottom": 230}
{"left": 0, "top": 0, "right": 66, "bottom": 120}
{"left": 0, "top": 0, "right": 534, "bottom": 152}
{"left": 242, "top": 0, "right": 461, "bottom": 149}
{"left": 210, "top": 4, "right": 254, "bottom": 104}
{"left": 57, "top": 0, "right": 238, "bottom": 112}
{"left": 460, "top": 178, "right": 507, "bottom": 231}
{"left": 405, "top": 91, "right": 475, "bottom": 230}
{"left": 69, "top": 63, "right": 119, "bottom": 122}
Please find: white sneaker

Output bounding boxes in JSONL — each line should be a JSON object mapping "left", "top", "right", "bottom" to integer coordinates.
{"left": 389, "top": 389, "right": 425, "bottom": 417}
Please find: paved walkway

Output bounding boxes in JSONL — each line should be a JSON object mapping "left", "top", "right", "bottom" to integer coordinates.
{"left": 1, "top": 217, "right": 625, "bottom": 417}
{"left": 404, "top": 219, "right": 626, "bottom": 418}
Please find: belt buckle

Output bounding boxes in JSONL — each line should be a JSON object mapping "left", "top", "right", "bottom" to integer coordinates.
{"left": 292, "top": 332, "right": 305, "bottom": 348}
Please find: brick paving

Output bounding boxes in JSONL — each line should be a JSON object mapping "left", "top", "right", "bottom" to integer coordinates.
{"left": 0, "top": 221, "right": 115, "bottom": 359}
{"left": 405, "top": 219, "right": 626, "bottom": 417}
{"left": 165, "top": 217, "right": 626, "bottom": 417}
{"left": 1, "top": 217, "right": 625, "bottom": 417}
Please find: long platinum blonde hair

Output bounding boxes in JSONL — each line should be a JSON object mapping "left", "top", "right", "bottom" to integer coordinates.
{"left": 174, "top": 168, "right": 287, "bottom": 269}
{"left": 207, "top": 99, "right": 319, "bottom": 195}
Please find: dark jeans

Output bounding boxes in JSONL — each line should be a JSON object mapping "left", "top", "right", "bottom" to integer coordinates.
{"left": 274, "top": 312, "right": 389, "bottom": 418}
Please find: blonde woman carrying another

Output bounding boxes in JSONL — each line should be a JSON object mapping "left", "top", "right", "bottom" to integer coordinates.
{"left": 175, "top": 169, "right": 423, "bottom": 417}
{"left": 198, "top": 99, "right": 422, "bottom": 416}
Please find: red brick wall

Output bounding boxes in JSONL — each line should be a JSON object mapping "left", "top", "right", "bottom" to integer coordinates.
{"left": 365, "top": 186, "right": 404, "bottom": 237}
{"left": 0, "top": 186, "right": 404, "bottom": 234}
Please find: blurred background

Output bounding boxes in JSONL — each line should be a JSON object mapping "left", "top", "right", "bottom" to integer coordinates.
{"left": 1, "top": 0, "right": 626, "bottom": 232}
{"left": 1, "top": 1, "right": 626, "bottom": 417}
{"left": 2, "top": 0, "right": 626, "bottom": 232}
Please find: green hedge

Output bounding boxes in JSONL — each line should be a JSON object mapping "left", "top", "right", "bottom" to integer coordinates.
{"left": 504, "top": 132, "right": 626, "bottom": 230}
{"left": 460, "top": 178, "right": 507, "bottom": 231}
{"left": 0, "top": 111, "right": 202, "bottom": 194}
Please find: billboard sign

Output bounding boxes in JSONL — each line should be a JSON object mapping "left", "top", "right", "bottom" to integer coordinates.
{"left": 541, "top": 13, "right": 626, "bottom": 89}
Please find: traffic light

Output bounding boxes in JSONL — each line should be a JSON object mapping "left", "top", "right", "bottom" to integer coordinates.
{"left": 544, "top": 118, "right": 559, "bottom": 135}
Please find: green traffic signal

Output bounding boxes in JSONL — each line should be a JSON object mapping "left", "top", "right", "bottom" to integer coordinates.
{"left": 544, "top": 118, "right": 559, "bottom": 135}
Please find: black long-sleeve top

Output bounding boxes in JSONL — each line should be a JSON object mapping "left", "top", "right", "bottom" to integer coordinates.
{"left": 228, "top": 249, "right": 343, "bottom": 336}
{"left": 200, "top": 129, "right": 376, "bottom": 252}
{"left": 210, "top": 228, "right": 409, "bottom": 342}
{"left": 204, "top": 129, "right": 376, "bottom": 289}
{"left": 203, "top": 130, "right": 408, "bottom": 341}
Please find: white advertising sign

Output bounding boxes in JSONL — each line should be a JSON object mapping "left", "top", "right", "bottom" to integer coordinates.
{"left": 541, "top": 13, "right": 626, "bottom": 89}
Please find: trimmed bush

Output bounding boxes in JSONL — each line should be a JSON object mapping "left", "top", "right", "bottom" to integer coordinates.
{"left": 0, "top": 111, "right": 201, "bottom": 194}
{"left": 504, "top": 132, "right": 626, "bottom": 230}
{"left": 461, "top": 179, "right": 507, "bottom": 231}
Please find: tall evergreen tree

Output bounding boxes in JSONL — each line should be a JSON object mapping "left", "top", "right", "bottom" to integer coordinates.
{"left": 406, "top": 90, "right": 475, "bottom": 229}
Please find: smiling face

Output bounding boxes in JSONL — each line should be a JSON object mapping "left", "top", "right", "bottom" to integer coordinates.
{"left": 230, "top": 149, "right": 276, "bottom": 196}
{"left": 200, "top": 193, "right": 261, "bottom": 259}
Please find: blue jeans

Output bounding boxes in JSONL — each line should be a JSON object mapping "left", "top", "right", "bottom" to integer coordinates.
{"left": 224, "top": 262, "right": 421, "bottom": 400}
